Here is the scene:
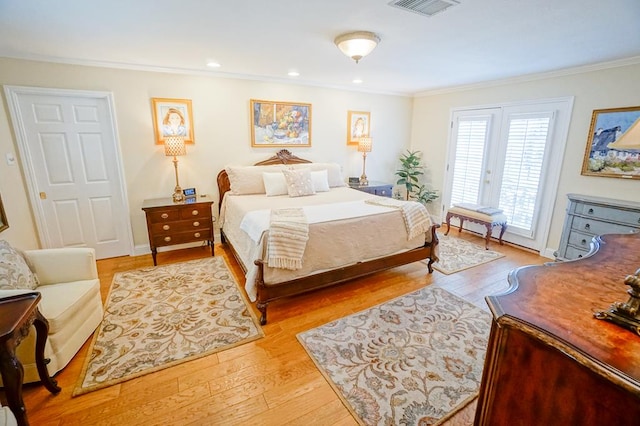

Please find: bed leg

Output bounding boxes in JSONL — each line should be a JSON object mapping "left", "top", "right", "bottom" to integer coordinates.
{"left": 257, "top": 302, "right": 268, "bottom": 325}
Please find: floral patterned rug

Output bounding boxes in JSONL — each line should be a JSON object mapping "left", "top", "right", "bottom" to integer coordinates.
{"left": 297, "top": 286, "right": 491, "bottom": 426}
{"left": 432, "top": 234, "right": 504, "bottom": 275}
{"left": 73, "top": 257, "right": 263, "bottom": 396}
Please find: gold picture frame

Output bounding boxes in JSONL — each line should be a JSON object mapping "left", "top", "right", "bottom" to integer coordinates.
{"left": 581, "top": 106, "right": 640, "bottom": 179}
{"left": 250, "top": 99, "right": 311, "bottom": 147}
{"left": 347, "top": 111, "right": 370, "bottom": 145}
{"left": 151, "top": 98, "right": 195, "bottom": 145}
{"left": 0, "top": 194, "right": 8, "bottom": 233}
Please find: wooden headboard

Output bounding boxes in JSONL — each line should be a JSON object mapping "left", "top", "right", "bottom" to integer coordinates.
{"left": 216, "top": 149, "right": 312, "bottom": 211}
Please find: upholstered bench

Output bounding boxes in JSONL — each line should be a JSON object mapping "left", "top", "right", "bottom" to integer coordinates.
{"left": 445, "top": 204, "right": 508, "bottom": 249}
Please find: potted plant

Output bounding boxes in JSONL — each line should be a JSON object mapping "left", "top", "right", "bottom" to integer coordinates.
{"left": 395, "top": 150, "right": 439, "bottom": 205}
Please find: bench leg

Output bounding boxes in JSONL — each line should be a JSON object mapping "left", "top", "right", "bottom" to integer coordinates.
{"left": 498, "top": 223, "right": 507, "bottom": 245}
{"left": 445, "top": 213, "right": 452, "bottom": 236}
{"left": 484, "top": 223, "right": 492, "bottom": 250}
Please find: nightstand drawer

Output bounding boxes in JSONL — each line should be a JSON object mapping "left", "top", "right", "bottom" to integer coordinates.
{"left": 153, "top": 229, "right": 213, "bottom": 247}
{"left": 151, "top": 219, "right": 211, "bottom": 234}
{"left": 147, "top": 210, "right": 182, "bottom": 223}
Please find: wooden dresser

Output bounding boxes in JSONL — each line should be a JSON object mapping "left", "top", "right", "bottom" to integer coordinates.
{"left": 555, "top": 193, "right": 640, "bottom": 260}
{"left": 475, "top": 232, "right": 640, "bottom": 425}
{"left": 142, "top": 196, "right": 214, "bottom": 265}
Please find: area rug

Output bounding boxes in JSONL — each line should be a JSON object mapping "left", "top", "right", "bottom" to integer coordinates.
{"left": 73, "top": 257, "right": 263, "bottom": 396}
{"left": 297, "top": 286, "right": 491, "bottom": 426}
{"left": 432, "top": 234, "right": 504, "bottom": 275}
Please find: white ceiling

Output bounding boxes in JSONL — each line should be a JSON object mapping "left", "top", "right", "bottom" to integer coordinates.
{"left": 1, "top": 0, "right": 639, "bottom": 96}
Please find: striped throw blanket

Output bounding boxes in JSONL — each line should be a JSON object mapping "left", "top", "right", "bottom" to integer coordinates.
{"left": 266, "top": 208, "right": 309, "bottom": 270}
{"left": 365, "top": 198, "right": 432, "bottom": 240}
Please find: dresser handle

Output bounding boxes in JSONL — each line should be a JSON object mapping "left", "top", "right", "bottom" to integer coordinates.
{"left": 194, "top": 232, "right": 201, "bottom": 238}
{"left": 163, "top": 225, "right": 170, "bottom": 231}
{"left": 584, "top": 223, "right": 590, "bottom": 230}
{"left": 161, "top": 213, "right": 169, "bottom": 219}
{"left": 578, "top": 254, "right": 583, "bottom": 258}
{"left": 587, "top": 208, "right": 594, "bottom": 214}
{"left": 164, "top": 236, "right": 171, "bottom": 242}
{"left": 193, "top": 221, "right": 200, "bottom": 227}
{"left": 581, "top": 239, "right": 587, "bottom": 245}
{"left": 191, "top": 210, "right": 199, "bottom": 216}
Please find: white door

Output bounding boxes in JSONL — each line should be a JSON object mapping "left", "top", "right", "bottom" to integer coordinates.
{"left": 444, "top": 97, "right": 574, "bottom": 253}
{"left": 4, "top": 86, "right": 132, "bottom": 259}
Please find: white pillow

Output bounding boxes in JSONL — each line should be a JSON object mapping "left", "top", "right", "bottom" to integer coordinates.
{"left": 225, "top": 165, "right": 285, "bottom": 195}
{"left": 283, "top": 169, "right": 316, "bottom": 197}
{"left": 292, "top": 162, "right": 345, "bottom": 187}
{"left": 263, "top": 172, "right": 288, "bottom": 196}
{"left": 310, "top": 170, "right": 330, "bottom": 192}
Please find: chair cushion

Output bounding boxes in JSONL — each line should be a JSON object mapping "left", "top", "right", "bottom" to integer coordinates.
{"left": 0, "top": 240, "right": 38, "bottom": 290}
{"left": 37, "top": 279, "right": 101, "bottom": 334}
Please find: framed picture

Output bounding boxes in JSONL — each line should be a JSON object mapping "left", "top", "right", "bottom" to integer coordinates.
{"left": 347, "top": 111, "right": 370, "bottom": 145}
{"left": 151, "top": 98, "right": 195, "bottom": 144}
{"left": 581, "top": 106, "right": 640, "bottom": 179}
{"left": 250, "top": 99, "right": 311, "bottom": 147}
{"left": 0, "top": 194, "right": 8, "bottom": 233}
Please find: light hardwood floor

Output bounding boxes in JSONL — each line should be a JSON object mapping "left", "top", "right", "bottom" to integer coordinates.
{"left": 17, "top": 231, "right": 546, "bottom": 425}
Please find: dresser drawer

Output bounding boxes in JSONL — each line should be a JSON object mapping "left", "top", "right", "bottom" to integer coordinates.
{"left": 147, "top": 209, "right": 182, "bottom": 223}
{"left": 570, "top": 216, "right": 637, "bottom": 236}
{"left": 152, "top": 229, "right": 213, "bottom": 247}
{"left": 574, "top": 203, "right": 640, "bottom": 227}
{"left": 565, "top": 245, "right": 591, "bottom": 260}
{"left": 567, "top": 230, "right": 595, "bottom": 251}
{"left": 180, "top": 206, "right": 211, "bottom": 220}
{"left": 151, "top": 218, "right": 211, "bottom": 234}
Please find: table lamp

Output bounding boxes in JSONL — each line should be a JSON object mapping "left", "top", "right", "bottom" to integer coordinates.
{"left": 164, "top": 136, "right": 186, "bottom": 202}
{"left": 358, "top": 137, "right": 372, "bottom": 186}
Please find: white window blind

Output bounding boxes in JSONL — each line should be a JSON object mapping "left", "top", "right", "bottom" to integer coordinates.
{"left": 498, "top": 114, "right": 551, "bottom": 233}
{"left": 450, "top": 117, "right": 489, "bottom": 206}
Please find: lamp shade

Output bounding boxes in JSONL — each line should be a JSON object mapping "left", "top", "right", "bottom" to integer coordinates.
{"left": 334, "top": 31, "right": 380, "bottom": 63}
{"left": 164, "top": 136, "right": 186, "bottom": 157}
{"left": 358, "top": 137, "right": 372, "bottom": 153}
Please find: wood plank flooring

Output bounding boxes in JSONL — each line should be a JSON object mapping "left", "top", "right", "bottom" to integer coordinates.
{"left": 14, "top": 231, "right": 546, "bottom": 425}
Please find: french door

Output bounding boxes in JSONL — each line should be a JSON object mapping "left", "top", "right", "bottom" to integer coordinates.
{"left": 444, "top": 98, "right": 573, "bottom": 252}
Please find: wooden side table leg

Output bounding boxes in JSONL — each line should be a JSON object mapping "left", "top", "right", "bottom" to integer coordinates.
{"left": 0, "top": 344, "right": 28, "bottom": 426}
{"left": 210, "top": 239, "right": 215, "bottom": 257}
{"left": 33, "top": 311, "right": 61, "bottom": 394}
{"left": 151, "top": 247, "right": 158, "bottom": 266}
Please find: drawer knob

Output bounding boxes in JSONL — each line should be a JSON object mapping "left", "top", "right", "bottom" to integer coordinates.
{"left": 161, "top": 213, "right": 169, "bottom": 219}
{"left": 584, "top": 223, "right": 590, "bottom": 230}
{"left": 587, "top": 208, "right": 594, "bottom": 214}
{"left": 194, "top": 232, "right": 201, "bottom": 238}
{"left": 193, "top": 221, "right": 200, "bottom": 227}
{"left": 191, "top": 210, "right": 199, "bottom": 216}
{"left": 578, "top": 254, "right": 583, "bottom": 258}
{"left": 163, "top": 225, "right": 170, "bottom": 231}
{"left": 581, "top": 239, "right": 587, "bottom": 245}
{"left": 164, "top": 236, "right": 171, "bottom": 242}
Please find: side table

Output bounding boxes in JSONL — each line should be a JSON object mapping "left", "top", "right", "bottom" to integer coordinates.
{"left": 0, "top": 292, "right": 60, "bottom": 426}
{"left": 348, "top": 181, "right": 394, "bottom": 198}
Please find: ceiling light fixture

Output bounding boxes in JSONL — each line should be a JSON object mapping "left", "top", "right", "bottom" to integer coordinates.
{"left": 288, "top": 71, "right": 300, "bottom": 77}
{"left": 206, "top": 61, "right": 221, "bottom": 68}
{"left": 334, "top": 31, "right": 380, "bottom": 64}
{"left": 353, "top": 78, "right": 363, "bottom": 84}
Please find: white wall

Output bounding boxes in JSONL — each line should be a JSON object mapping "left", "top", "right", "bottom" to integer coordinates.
{"left": 411, "top": 61, "right": 640, "bottom": 254}
{"left": 0, "top": 58, "right": 412, "bottom": 251}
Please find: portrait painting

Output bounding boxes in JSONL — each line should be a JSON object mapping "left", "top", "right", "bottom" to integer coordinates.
{"left": 151, "top": 98, "right": 195, "bottom": 144}
{"left": 0, "top": 193, "right": 7, "bottom": 233}
{"left": 250, "top": 99, "right": 311, "bottom": 147}
{"left": 581, "top": 106, "right": 640, "bottom": 179}
{"left": 347, "top": 111, "right": 370, "bottom": 145}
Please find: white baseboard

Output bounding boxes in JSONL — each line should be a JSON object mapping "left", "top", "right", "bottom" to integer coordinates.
{"left": 540, "top": 247, "right": 557, "bottom": 260}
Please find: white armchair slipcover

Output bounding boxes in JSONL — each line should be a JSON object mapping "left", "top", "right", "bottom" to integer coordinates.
{"left": 0, "top": 405, "right": 17, "bottom": 426}
{"left": 0, "top": 247, "right": 103, "bottom": 385}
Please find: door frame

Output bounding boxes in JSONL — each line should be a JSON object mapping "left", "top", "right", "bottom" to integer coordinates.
{"left": 443, "top": 96, "right": 574, "bottom": 255}
{"left": 4, "top": 85, "right": 134, "bottom": 255}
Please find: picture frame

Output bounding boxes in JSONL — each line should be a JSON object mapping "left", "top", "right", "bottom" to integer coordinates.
{"left": 151, "top": 98, "right": 195, "bottom": 145}
{"left": 250, "top": 99, "right": 311, "bottom": 147}
{"left": 581, "top": 106, "right": 640, "bottom": 179}
{"left": 347, "top": 111, "right": 370, "bottom": 145}
{"left": 0, "top": 194, "right": 8, "bottom": 233}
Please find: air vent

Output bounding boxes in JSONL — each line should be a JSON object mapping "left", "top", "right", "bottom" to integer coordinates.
{"left": 388, "top": 0, "right": 460, "bottom": 17}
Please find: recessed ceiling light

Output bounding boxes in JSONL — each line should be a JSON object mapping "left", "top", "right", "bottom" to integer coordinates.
{"left": 288, "top": 71, "right": 300, "bottom": 77}
{"left": 206, "top": 61, "right": 221, "bottom": 68}
{"left": 353, "top": 79, "right": 363, "bottom": 84}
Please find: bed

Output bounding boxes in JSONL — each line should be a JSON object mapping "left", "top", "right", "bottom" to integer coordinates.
{"left": 217, "top": 149, "right": 439, "bottom": 324}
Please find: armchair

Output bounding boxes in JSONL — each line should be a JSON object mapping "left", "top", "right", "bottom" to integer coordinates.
{"left": 0, "top": 247, "right": 103, "bottom": 385}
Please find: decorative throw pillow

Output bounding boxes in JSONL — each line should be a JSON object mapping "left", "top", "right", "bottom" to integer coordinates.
{"left": 225, "top": 165, "right": 286, "bottom": 195}
{"left": 310, "top": 170, "right": 330, "bottom": 192}
{"left": 0, "top": 240, "right": 38, "bottom": 290}
{"left": 283, "top": 168, "right": 316, "bottom": 197}
{"left": 262, "top": 172, "right": 288, "bottom": 196}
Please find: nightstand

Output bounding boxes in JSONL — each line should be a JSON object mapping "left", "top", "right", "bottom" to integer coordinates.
{"left": 142, "top": 196, "right": 214, "bottom": 265}
{"left": 348, "top": 181, "right": 394, "bottom": 197}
